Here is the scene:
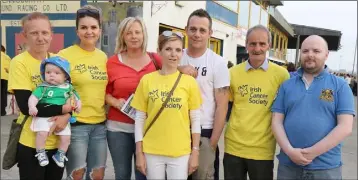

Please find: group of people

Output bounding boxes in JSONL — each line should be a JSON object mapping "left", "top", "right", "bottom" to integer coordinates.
{"left": 2, "top": 4, "right": 355, "bottom": 180}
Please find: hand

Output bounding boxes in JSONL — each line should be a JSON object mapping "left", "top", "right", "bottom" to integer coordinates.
{"left": 48, "top": 113, "right": 70, "bottom": 134}
{"left": 302, "top": 147, "right": 319, "bottom": 161}
{"left": 210, "top": 139, "right": 218, "bottom": 151}
{"left": 114, "top": 98, "right": 126, "bottom": 110}
{"left": 29, "top": 107, "right": 38, "bottom": 116}
{"left": 188, "top": 150, "right": 199, "bottom": 175}
{"left": 178, "top": 65, "right": 198, "bottom": 78}
{"left": 287, "top": 148, "right": 312, "bottom": 166}
{"left": 75, "top": 100, "right": 82, "bottom": 113}
{"left": 135, "top": 152, "right": 147, "bottom": 176}
{"left": 62, "top": 99, "right": 72, "bottom": 113}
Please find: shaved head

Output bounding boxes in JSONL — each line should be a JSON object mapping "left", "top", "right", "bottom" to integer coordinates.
{"left": 300, "top": 35, "right": 329, "bottom": 75}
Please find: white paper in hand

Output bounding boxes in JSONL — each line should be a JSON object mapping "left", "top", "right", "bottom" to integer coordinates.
{"left": 120, "top": 94, "right": 136, "bottom": 120}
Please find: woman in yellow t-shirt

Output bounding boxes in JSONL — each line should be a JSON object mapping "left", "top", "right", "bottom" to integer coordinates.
{"left": 8, "top": 12, "right": 72, "bottom": 180}
{"left": 131, "top": 31, "right": 202, "bottom": 179}
{"left": 1, "top": 48, "right": 11, "bottom": 116}
{"left": 57, "top": 5, "right": 108, "bottom": 180}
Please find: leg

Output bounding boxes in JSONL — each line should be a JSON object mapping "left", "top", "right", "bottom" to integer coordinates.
{"left": 309, "top": 166, "right": 342, "bottom": 180}
{"left": 214, "top": 146, "right": 220, "bottom": 180}
{"left": 1, "top": 79, "right": 8, "bottom": 116}
{"left": 107, "top": 130, "right": 135, "bottom": 180}
{"left": 87, "top": 125, "right": 107, "bottom": 180}
{"left": 192, "top": 137, "right": 216, "bottom": 180}
{"left": 57, "top": 135, "right": 71, "bottom": 152}
{"left": 36, "top": 131, "right": 49, "bottom": 151}
{"left": 144, "top": 153, "right": 166, "bottom": 179}
{"left": 247, "top": 159, "right": 274, "bottom": 180}
{"left": 17, "top": 143, "right": 46, "bottom": 180}
{"left": 166, "top": 154, "right": 190, "bottom": 180}
{"left": 66, "top": 125, "right": 90, "bottom": 180}
{"left": 223, "top": 153, "right": 248, "bottom": 180}
{"left": 45, "top": 148, "right": 66, "bottom": 180}
{"left": 276, "top": 163, "right": 304, "bottom": 180}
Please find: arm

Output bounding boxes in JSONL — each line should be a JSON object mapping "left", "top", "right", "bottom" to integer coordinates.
{"left": 210, "top": 86, "right": 229, "bottom": 148}
{"left": 188, "top": 109, "right": 201, "bottom": 175}
{"left": 28, "top": 94, "right": 39, "bottom": 116}
{"left": 178, "top": 65, "right": 198, "bottom": 78}
{"left": 134, "top": 110, "right": 147, "bottom": 175}
{"left": 272, "top": 112, "right": 293, "bottom": 154}
{"left": 303, "top": 114, "right": 354, "bottom": 159}
{"left": 14, "top": 90, "right": 72, "bottom": 117}
{"left": 105, "top": 94, "right": 125, "bottom": 110}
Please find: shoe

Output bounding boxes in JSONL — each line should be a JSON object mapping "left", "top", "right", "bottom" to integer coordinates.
{"left": 52, "top": 151, "right": 68, "bottom": 168}
{"left": 35, "top": 150, "right": 49, "bottom": 166}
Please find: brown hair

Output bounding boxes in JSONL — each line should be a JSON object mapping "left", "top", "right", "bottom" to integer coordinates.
{"left": 286, "top": 62, "right": 296, "bottom": 72}
{"left": 76, "top": 5, "right": 101, "bottom": 29}
{"left": 157, "top": 34, "right": 183, "bottom": 51}
{"left": 187, "top": 9, "right": 212, "bottom": 30}
{"left": 21, "top": 12, "right": 51, "bottom": 32}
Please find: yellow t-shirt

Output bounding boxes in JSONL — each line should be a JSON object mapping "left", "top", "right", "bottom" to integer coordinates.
{"left": 131, "top": 71, "right": 202, "bottom": 157}
{"left": 225, "top": 61, "right": 289, "bottom": 160}
{"left": 58, "top": 45, "right": 108, "bottom": 124}
{"left": 8, "top": 51, "right": 58, "bottom": 149}
{"left": 1, "top": 52, "right": 11, "bottom": 80}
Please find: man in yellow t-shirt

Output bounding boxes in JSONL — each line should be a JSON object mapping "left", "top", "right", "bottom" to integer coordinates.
{"left": 1, "top": 49, "right": 11, "bottom": 116}
{"left": 224, "top": 25, "right": 289, "bottom": 180}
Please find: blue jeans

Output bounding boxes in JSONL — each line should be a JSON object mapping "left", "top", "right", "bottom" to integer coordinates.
{"left": 107, "top": 131, "right": 147, "bottom": 180}
{"left": 277, "top": 164, "right": 342, "bottom": 180}
{"left": 66, "top": 124, "right": 108, "bottom": 180}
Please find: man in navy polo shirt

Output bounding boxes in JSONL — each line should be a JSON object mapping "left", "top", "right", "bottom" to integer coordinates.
{"left": 271, "top": 35, "right": 355, "bottom": 179}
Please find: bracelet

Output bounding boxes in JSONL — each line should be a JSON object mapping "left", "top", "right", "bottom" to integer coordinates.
{"left": 192, "top": 146, "right": 200, "bottom": 151}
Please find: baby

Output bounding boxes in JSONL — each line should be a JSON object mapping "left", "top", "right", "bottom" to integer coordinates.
{"left": 28, "top": 56, "right": 81, "bottom": 168}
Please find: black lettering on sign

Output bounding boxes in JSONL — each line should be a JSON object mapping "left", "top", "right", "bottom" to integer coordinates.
{"left": 43, "top": 4, "right": 50, "bottom": 11}
{"left": 56, "top": 4, "right": 67, "bottom": 11}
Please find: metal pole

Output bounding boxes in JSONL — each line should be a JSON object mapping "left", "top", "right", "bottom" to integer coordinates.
{"left": 294, "top": 35, "right": 300, "bottom": 67}
{"left": 352, "top": 37, "right": 357, "bottom": 75}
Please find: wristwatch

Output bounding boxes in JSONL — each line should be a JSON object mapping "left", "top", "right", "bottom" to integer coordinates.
{"left": 192, "top": 146, "right": 200, "bottom": 151}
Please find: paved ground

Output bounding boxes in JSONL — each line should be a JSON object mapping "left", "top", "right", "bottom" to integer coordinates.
{"left": 1, "top": 98, "right": 357, "bottom": 179}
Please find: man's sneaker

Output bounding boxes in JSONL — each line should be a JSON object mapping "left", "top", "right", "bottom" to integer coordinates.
{"left": 52, "top": 151, "right": 68, "bottom": 168}
{"left": 35, "top": 150, "right": 49, "bottom": 166}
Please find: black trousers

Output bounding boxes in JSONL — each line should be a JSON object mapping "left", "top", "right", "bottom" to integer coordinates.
{"left": 1, "top": 79, "right": 8, "bottom": 116}
{"left": 17, "top": 143, "right": 64, "bottom": 180}
{"left": 223, "top": 153, "right": 274, "bottom": 180}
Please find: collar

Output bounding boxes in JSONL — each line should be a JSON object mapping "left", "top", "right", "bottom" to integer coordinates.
{"left": 245, "top": 59, "right": 269, "bottom": 72}
{"left": 297, "top": 65, "right": 329, "bottom": 79}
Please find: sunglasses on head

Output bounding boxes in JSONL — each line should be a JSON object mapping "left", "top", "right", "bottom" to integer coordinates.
{"left": 77, "top": 8, "right": 100, "bottom": 18}
{"left": 161, "top": 31, "right": 184, "bottom": 39}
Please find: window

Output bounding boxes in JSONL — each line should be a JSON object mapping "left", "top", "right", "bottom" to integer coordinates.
{"left": 103, "top": 35, "right": 108, "bottom": 46}
{"left": 209, "top": 38, "right": 222, "bottom": 56}
{"left": 249, "top": 2, "right": 260, "bottom": 28}
{"left": 238, "top": 1, "right": 250, "bottom": 28}
{"left": 159, "top": 24, "right": 187, "bottom": 49}
{"left": 216, "top": 1, "right": 238, "bottom": 12}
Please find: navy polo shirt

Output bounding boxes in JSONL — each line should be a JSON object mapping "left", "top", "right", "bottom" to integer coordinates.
{"left": 272, "top": 67, "right": 355, "bottom": 170}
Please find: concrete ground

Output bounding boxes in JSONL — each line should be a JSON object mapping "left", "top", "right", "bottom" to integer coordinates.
{"left": 1, "top": 98, "right": 357, "bottom": 179}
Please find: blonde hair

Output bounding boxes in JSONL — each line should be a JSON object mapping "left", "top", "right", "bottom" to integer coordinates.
{"left": 21, "top": 12, "right": 51, "bottom": 32}
{"left": 114, "top": 17, "right": 148, "bottom": 54}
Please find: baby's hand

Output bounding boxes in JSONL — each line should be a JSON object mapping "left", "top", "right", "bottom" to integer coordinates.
{"left": 29, "top": 107, "right": 38, "bottom": 116}
{"left": 75, "top": 100, "right": 82, "bottom": 113}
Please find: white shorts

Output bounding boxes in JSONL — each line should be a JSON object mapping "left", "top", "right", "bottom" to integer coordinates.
{"left": 30, "top": 117, "right": 71, "bottom": 136}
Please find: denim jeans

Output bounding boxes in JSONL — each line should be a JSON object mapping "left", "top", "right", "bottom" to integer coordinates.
{"left": 66, "top": 124, "right": 108, "bottom": 180}
{"left": 277, "top": 164, "right": 342, "bottom": 180}
{"left": 107, "top": 131, "right": 147, "bottom": 180}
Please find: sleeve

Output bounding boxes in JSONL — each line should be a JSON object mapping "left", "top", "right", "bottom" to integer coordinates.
{"left": 8, "top": 59, "right": 32, "bottom": 92}
{"left": 228, "top": 69, "right": 234, "bottom": 102}
{"left": 336, "top": 83, "right": 356, "bottom": 117}
{"left": 134, "top": 110, "right": 147, "bottom": 142}
{"left": 188, "top": 77, "right": 203, "bottom": 110}
{"left": 271, "top": 84, "right": 286, "bottom": 114}
{"left": 214, "top": 60, "right": 230, "bottom": 89}
{"left": 106, "top": 81, "right": 114, "bottom": 94}
{"left": 189, "top": 109, "right": 201, "bottom": 134}
{"left": 32, "top": 86, "right": 44, "bottom": 99}
{"left": 14, "top": 90, "right": 63, "bottom": 117}
{"left": 131, "top": 76, "right": 149, "bottom": 112}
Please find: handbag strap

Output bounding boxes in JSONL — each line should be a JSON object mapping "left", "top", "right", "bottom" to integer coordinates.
{"left": 149, "top": 52, "right": 160, "bottom": 70}
{"left": 143, "top": 72, "right": 182, "bottom": 137}
{"left": 20, "top": 115, "right": 30, "bottom": 127}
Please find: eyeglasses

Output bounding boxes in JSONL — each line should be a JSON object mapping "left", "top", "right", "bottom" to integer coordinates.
{"left": 161, "top": 31, "right": 184, "bottom": 39}
{"left": 77, "top": 8, "right": 100, "bottom": 18}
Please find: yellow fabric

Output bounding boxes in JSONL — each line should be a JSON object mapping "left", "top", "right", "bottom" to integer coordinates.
{"left": 58, "top": 45, "right": 108, "bottom": 124}
{"left": 8, "top": 51, "right": 58, "bottom": 149}
{"left": 225, "top": 61, "right": 289, "bottom": 160}
{"left": 131, "top": 71, "right": 202, "bottom": 157}
{"left": 1, "top": 52, "right": 11, "bottom": 80}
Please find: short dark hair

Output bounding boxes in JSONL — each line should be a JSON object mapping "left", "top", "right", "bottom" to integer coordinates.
{"left": 1, "top": 45, "right": 5, "bottom": 53}
{"left": 286, "top": 62, "right": 296, "bottom": 72}
{"left": 187, "top": 9, "right": 212, "bottom": 30}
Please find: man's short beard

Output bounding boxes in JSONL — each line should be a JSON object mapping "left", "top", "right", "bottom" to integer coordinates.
{"left": 303, "top": 65, "right": 323, "bottom": 75}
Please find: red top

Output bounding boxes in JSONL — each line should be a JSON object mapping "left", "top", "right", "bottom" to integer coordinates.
{"left": 106, "top": 52, "right": 162, "bottom": 124}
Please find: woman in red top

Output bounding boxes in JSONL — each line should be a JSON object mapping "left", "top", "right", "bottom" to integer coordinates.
{"left": 105, "top": 17, "right": 161, "bottom": 180}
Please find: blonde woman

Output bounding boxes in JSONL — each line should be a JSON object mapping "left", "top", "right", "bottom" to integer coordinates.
{"left": 58, "top": 5, "right": 108, "bottom": 180}
{"left": 131, "top": 31, "right": 202, "bottom": 179}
